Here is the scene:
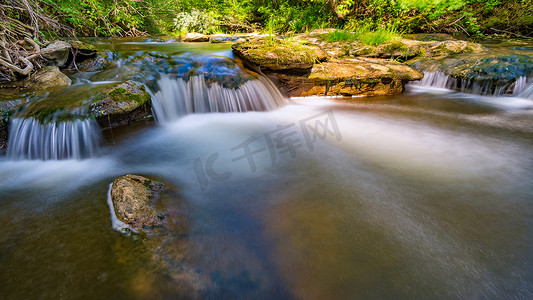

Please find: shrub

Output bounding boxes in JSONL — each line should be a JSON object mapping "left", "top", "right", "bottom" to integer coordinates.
{"left": 173, "top": 10, "right": 220, "bottom": 34}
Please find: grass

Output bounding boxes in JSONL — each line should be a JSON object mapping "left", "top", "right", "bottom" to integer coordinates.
{"left": 322, "top": 25, "right": 402, "bottom": 46}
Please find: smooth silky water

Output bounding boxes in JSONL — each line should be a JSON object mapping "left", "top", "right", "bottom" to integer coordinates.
{"left": 0, "top": 39, "right": 532, "bottom": 299}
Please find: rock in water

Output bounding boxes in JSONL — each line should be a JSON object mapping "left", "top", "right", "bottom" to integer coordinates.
{"left": 232, "top": 38, "right": 328, "bottom": 72}
{"left": 25, "top": 66, "right": 71, "bottom": 89}
{"left": 183, "top": 33, "right": 209, "bottom": 42}
{"left": 90, "top": 80, "right": 151, "bottom": 128}
{"left": 69, "top": 40, "right": 97, "bottom": 60}
{"left": 42, "top": 41, "right": 72, "bottom": 68}
{"left": 111, "top": 175, "right": 168, "bottom": 232}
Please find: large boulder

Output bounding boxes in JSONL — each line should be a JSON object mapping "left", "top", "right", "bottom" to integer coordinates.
{"left": 277, "top": 58, "right": 422, "bottom": 97}
{"left": 41, "top": 41, "right": 72, "bottom": 68}
{"left": 232, "top": 35, "right": 423, "bottom": 97}
{"left": 232, "top": 37, "right": 328, "bottom": 72}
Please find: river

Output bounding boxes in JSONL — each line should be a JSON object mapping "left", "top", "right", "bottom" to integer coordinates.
{"left": 0, "top": 38, "right": 532, "bottom": 299}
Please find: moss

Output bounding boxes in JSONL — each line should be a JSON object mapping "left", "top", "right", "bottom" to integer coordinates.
{"left": 232, "top": 38, "right": 326, "bottom": 70}
{"left": 383, "top": 41, "right": 408, "bottom": 53}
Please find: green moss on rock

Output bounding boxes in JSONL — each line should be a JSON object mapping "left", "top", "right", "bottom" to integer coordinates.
{"left": 90, "top": 80, "right": 151, "bottom": 118}
{"left": 232, "top": 37, "right": 327, "bottom": 71}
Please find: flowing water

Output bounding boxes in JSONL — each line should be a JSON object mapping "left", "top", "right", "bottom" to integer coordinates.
{"left": 0, "top": 39, "right": 532, "bottom": 299}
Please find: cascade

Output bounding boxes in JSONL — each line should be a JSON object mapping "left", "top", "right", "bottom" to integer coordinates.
{"left": 7, "top": 117, "right": 101, "bottom": 160}
{"left": 409, "top": 72, "right": 533, "bottom": 97}
{"left": 151, "top": 75, "right": 286, "bottom": 123}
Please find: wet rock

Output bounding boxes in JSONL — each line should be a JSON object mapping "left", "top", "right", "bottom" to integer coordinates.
{"left": 375, "top": 41, "right": 425, "bottom": 60}
{"left": 232, "top": 34, "right": 426, "bottom": 97}
{"left": 183, "top": 33, "right": 209, "bottom": 42}
{"left": 232, "top": 37, "right": 328, "bottom": 72}
{"left": 41, "top": 41, "right": 72, "bottom": 68}
{"left": 428, "top": 40, "right": 484, "bottom": 57}
{"left": 77, "top": 55, "right": 112, "bottom": 72}
{"left": 90, "top": 80, "right": 151, "bottom": 128}
{"left": 69, "top": 40, "right": 98, "bottom": 61}
{"left": 209, "top": 34, "right": 249, "bottom": 43}
{"left": 276, "top": 58, "right": 422, "bottom": 97}
{"left": 24, "top": 66, "right": 71, "bottom": 89}
{"left": 111, "top": 175, "right": 168, "bottom": 232}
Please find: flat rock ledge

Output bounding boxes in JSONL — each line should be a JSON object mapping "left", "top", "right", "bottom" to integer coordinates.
{"left": 230, "top": 30, "right": 488, "bottom": 97}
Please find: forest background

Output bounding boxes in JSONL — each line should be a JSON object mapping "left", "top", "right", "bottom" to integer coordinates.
{"left": 0, "top": 0, "right": 531, "bottom": 40}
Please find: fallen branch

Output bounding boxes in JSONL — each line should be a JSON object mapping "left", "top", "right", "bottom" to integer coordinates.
{"left": 490, "top": 28, "right": 532, "bottom": 39}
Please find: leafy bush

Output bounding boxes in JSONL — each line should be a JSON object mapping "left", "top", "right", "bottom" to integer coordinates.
{"left": 173, "top": 10, "right": 220, "bottom": 34}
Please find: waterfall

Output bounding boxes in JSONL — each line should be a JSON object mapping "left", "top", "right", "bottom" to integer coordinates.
{"left": 409, "top": 71, "right": 450, "bottom": 89}
{"left": 514, "top": 77, "right": 533, "bottom": 99}
{"left": 151, "top": 75, "right": 286, "bottom": 123}
{"left": 410, "top": 72, "right": 533, "bottom": 98}
{"left": 7, "top": 118, "right": 101, "bottom": 160}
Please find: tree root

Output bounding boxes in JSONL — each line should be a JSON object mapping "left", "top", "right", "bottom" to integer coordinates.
{"left": 0, "top": 56, "right": 33, "bottom": 76}
{"left": 0, "top": 0, "right": 74, "bottom": 82}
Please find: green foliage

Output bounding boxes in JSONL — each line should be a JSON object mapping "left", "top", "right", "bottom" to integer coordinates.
{"left": 323, "top": 25, "right": 401, "bottom": 46}
{"left": 9, "top": 0, "right": 532, "bottom": 38}
{"left": 322, "top": 30, "right": 359, "bottom": 43}
{"left": 256, "top": 1, "right": 334, "bottom": 33}
{"left": 40, "top": 0, "right": 178, "bottom": 36}
{"left": 173, "top": 10, "right": 220, "bottom": 34}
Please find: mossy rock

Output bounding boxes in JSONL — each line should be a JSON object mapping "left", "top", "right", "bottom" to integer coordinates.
{"left": 428, "top": 40, "right": 484, "bottom": 57}
{"left": 403, "top": 33, "right": 456, "bottom": 41}
{"left": 23, "top": 66, "right": 71, "bottom": 90}
{"left": 69, "top": 40, "right": 98, "bottom": 58}
{"left": 232, "top": 37, "right": 327, "bottom": 72}
{"left": 89, "top": 80, "right": 151, "bottom": 119}
{"left": 12, "top": 80, "right": 151, "bottom": 125}
{"left": 350, "top": 46, "right": 377, "bottom": 57}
